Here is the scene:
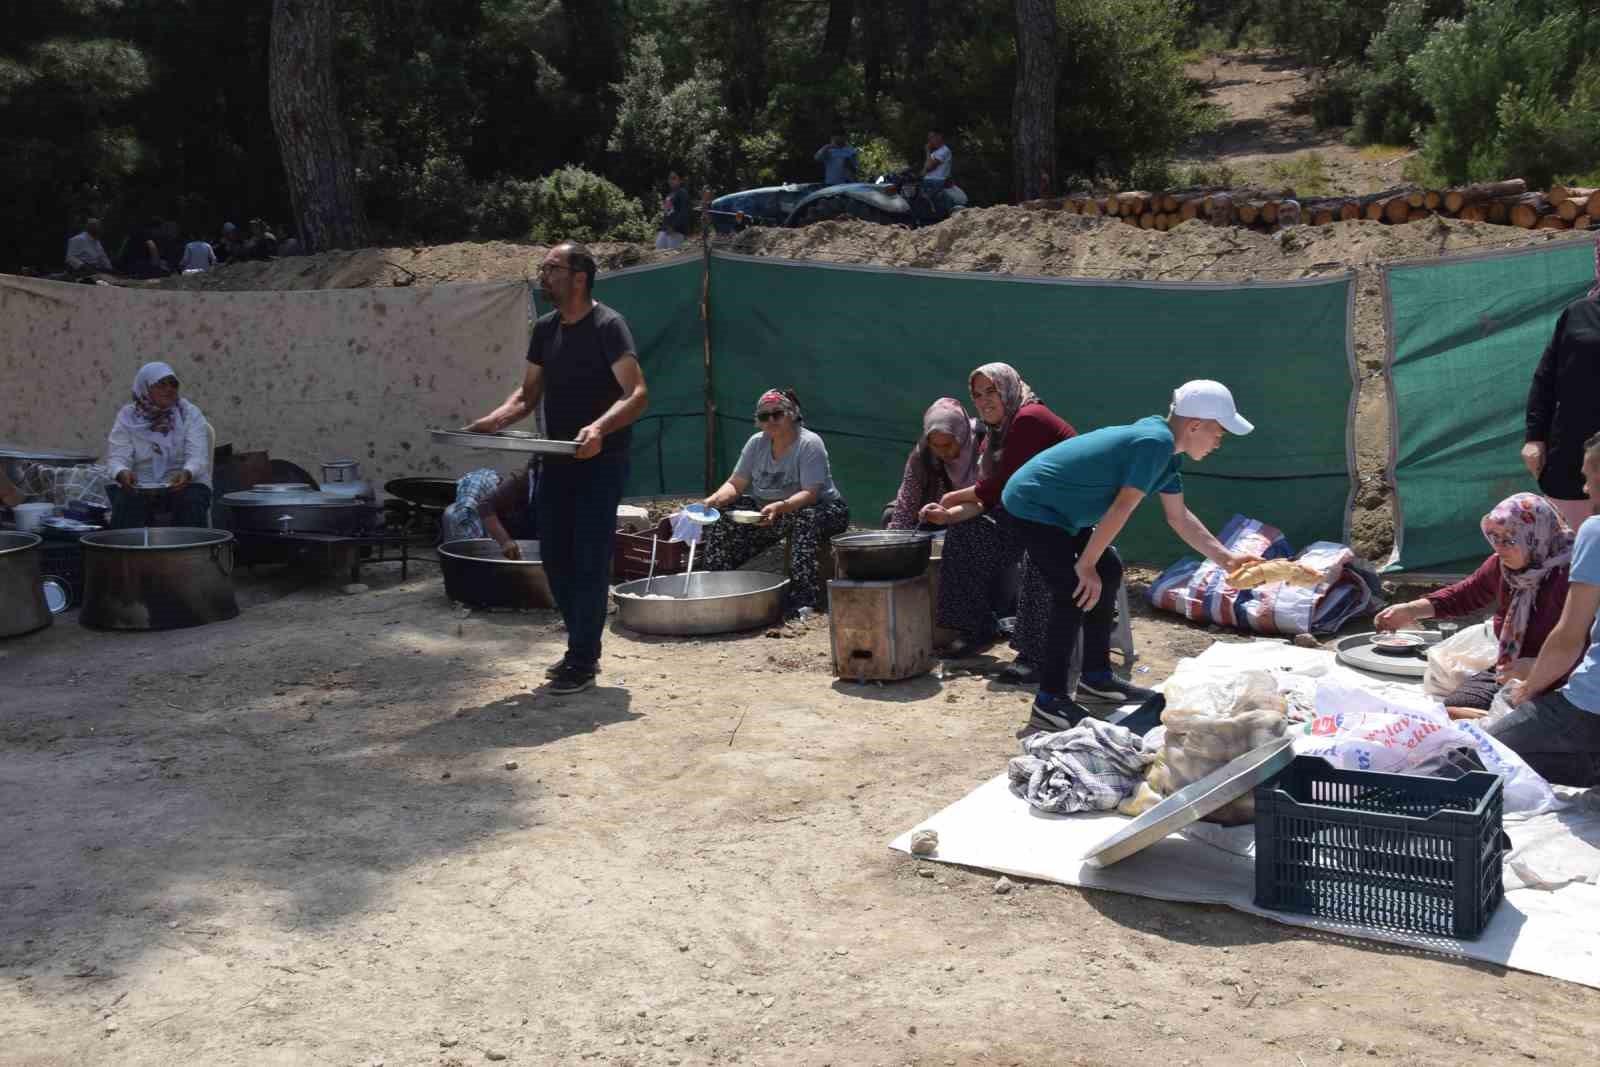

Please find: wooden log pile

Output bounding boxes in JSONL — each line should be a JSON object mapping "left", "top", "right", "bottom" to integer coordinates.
{"left": 1023, "top": 178, "right": 1600, "bottom": 234}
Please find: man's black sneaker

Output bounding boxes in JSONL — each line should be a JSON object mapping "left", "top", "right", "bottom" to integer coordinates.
{"left": 547, "top": 663, "right": 596, "bottom": 695}
{"left": 544, "top": 656, "right": 571, "bottom": 679}
{"left": 1028, "top": 693, "right": 1090, "bottom": 733}
{"left": 1077, "top": 674, "right": 1159, "bottom": 704}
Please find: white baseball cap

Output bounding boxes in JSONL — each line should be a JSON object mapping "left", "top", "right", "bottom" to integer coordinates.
{"left": 1171, "top": 379, "right": 1254, "bottom": 435}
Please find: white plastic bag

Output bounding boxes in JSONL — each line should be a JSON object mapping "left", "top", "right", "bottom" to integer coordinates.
{"left": 1300, "top": 677, "right": 1559, "bottom": 814}
{"left": 1423, "top": 620, "right": 1497, "bottom": 699}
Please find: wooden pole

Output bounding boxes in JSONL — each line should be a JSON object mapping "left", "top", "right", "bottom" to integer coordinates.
{"left": 700, "top": 190, "right": 716, "bottom": 494}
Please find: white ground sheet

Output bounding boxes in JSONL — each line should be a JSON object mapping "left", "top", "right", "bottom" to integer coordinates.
{"left": 891, "top": 640, "right": 1600, "bottom": 989}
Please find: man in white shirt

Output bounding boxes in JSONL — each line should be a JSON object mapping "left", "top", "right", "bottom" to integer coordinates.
{"left": 64, "top": 219, "right": 114, "bottom": 274}
{"left": 923, "top": 128, "right": 953, "bottom": 183}
{"left": 180, "top": 235, "right": 217, "bottom": 272}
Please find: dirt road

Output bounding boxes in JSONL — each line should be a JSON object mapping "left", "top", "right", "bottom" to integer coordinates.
{"left": 3, "top": 561, "right": 1595, "bottom": 1065}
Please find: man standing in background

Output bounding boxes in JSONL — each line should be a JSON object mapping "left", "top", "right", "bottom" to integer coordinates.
{"left": 656, "top": 170, "right": 691, "bottom": 250}
{"left": 815, "top": 128, "right": 859, "bottom": 186}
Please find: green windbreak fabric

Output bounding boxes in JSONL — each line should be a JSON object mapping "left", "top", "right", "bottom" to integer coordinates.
{"left": 707, "top": 253, "right": 1356, "bottom": 564}
{"left": 1384, "top": 240, "right": 1594, "bottom": 573}
{"left": 533, "top": 256, "right": 707, "bottom": 497}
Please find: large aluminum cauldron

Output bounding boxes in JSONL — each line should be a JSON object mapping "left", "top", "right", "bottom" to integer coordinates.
{"left": 80, "top": 528, "right": 239, "bottom": 630}
{"left": 0, "top": 531, "right": 51, "bottom": 637}
{"left": 219, "top": 489, "right": 378, "bottom": 534}
{"left": 612, "top": 571, "right": 788, "bottom": 636}
{"left": 438, "top": 539, "right": 554, "bottom": 609}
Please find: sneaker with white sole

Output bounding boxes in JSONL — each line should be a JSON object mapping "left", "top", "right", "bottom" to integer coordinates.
{"left": 1077, "top": 674, "right": 1158, "bottom": 704}
{"left": 1028, "top": 693, "right": 1090, "bottom": 733}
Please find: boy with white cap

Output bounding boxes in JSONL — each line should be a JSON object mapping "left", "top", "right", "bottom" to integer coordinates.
{"left": 1001, "top": 380, "right": 1263, "bottom": 733}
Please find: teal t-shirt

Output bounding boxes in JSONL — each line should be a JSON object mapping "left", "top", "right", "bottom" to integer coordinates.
{"left": 1001, "top": 415, "right": 1183, "bottom": 532}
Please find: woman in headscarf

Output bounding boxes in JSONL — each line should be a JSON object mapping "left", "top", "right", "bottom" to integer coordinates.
{"left": 921, "top": 363, "right": 1076, "bottom": 666}
{"left": 1377, "top": 492, "right": 1575, "bottom": 712}
{"left": 697, "top": 387, "right": 850, "bottom": 613}
{"left": 882, "top": 397, "right": 982, "bottom": 529}
{"left": 106, "top": 361, "right": 213, "bottom": 528}
{"left": 1523, "top": 234, "right": 1600, "bottom": 531}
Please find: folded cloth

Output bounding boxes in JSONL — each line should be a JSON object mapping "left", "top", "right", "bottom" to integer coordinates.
{"left": 669, "top": 511, "right": 705, "bottom": 544}
{"left": 1007, "top": 718, "right": 1151, "bottom": 814}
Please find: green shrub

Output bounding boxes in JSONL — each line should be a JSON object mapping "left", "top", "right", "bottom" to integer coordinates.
{"left": 528, "top": 165, "right": 653, "bottom": 245}
{"left": 1410, "top": 0, "right": 1600, "bottom": 184}
{"left": 1267, "top": 152, "right": 1333, "bottom": 196}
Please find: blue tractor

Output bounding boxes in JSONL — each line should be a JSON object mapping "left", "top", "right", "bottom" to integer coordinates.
{"left": 709, "top": 172, "right": 968, "bottom": 233}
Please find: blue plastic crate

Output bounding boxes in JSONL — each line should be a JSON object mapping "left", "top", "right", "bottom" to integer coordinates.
{"left": 1254, "top": 755, "right": 1506, "bottom": 939}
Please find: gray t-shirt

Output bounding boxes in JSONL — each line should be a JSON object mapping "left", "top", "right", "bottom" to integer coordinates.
{"left": 733, "top": 428, "right": 840, "bottom": 503}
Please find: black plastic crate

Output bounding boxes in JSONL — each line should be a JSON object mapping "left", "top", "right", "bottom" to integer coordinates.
{"left": 1254, "top": 756, "right": 1506, "bottom": 940}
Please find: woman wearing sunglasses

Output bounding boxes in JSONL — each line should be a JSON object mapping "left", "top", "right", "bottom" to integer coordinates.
{"left": 106, "top": 361, "right": 213, "bottom": 528}
{"left": 697, "top": 387, "right": 850, "bottom": 613}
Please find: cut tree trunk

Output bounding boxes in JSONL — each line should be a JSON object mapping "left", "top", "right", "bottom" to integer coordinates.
{"left": 1537, "top": 215, "right": 1571, "bottom": 230}
{"left": 1508, "top": 193, "right": 1553, "bottom": 228}
{"left": 1555, "top": 189, "right": 1598, "bottom": 221}
{"left": 269, "top": 0, "right": 369, "bottom": 253}
{"left": 1009, "top": 0, "right": 1059, "bottom": 203}
{"left": 1424, "top": 190, "right": 1443, "bottom": 211}
{"left": 1444, "top": 179, "right": 1528, "bottom": 214}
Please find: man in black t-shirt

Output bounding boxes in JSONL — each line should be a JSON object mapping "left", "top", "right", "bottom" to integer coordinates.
{"left": 465, "top": 240, "right": 649, "bottom": 694}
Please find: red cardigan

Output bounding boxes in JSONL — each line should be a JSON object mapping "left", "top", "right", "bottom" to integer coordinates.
{"left": 973, "top": 403, "right": 1075, "bottom": 511}
{"left": 1424, "top": 555, "right": 1569, "bottom": 659}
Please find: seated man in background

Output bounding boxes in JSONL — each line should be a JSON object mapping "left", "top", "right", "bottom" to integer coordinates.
{"left": 64, "top": 219, "right": 114, "bottom": 275}
{"left": 1493, "top": 432, "right": 1600, "bottom": 787}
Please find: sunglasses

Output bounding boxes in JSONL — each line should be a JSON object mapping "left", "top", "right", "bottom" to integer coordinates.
{"left": 755, "top": 410, "right": 785, "bottom": 422}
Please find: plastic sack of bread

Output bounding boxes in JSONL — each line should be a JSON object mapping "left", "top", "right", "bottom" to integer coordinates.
{"left": 1139, "top": 669, "right": 1289, "bottom": 825}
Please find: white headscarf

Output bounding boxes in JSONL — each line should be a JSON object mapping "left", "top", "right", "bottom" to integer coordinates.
{"left": 113, "top": 361, "right": 197, "bottom": 480}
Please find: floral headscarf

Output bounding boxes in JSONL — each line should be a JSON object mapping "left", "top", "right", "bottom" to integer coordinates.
{"left": 921, "top": 397, "right": 980, "bottom": 490}
{"left": 130, "top": 361, "right": 180, "bottom": 436}
{"left": 1481, "top": 492, "right": 1574, "bottom": 667}
{"left": 969, "top": 362, "right": 1039, "bottom": 480}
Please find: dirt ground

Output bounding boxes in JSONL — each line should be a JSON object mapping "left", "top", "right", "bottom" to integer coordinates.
{"left": 1176, "top": 52, "right": 1407, "bottom": 197}
{"left": 4, "top": 557, "right": 1598, "bottom": 1066}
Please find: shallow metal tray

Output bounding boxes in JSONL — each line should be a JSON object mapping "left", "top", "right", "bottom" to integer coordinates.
{"left": 430, "top": 429, "right": 579, "bottom": 455}
{"left": 1334, "top": 630, "right": 1439, "bottom": 679}
{"left": 1084, "top": 736, "right": 1296, "bottom": 868}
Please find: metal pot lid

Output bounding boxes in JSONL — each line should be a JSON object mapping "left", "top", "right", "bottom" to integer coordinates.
{"left": 222, "top": 490, "right": 369, "bottom": 508}
{"left": 0, "top": 443, "right": 98, "bottom": 463}
{"left": 832, "top": 531, "right": 932, "bottom": 548}
{"left": 252, "top": 482, "right": 313, "bottom": 493}
{"left": 322, "top": 459, "right": 360, "bottom": 468}
{"left": 1084, "top": 736, "right": 1296, "bottom": 868}
{"left": 41, "top": 578, "right": 69, "bottom": 614}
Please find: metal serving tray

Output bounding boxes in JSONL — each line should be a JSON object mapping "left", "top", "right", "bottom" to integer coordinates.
{"left": 430, "top": 429, "right": 579, "bottom": 456}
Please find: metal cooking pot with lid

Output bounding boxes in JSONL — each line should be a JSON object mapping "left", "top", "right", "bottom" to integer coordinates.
{"left": 220, "top": 489, "right": 379, "bottom": 533}
{"left": 79, "top": 527, "right": 239, "bottom": 631}
{"left": 0, "top": 531, "right": 52, "bottom": 637}
{"left": 831, "top": 531, "right": 933, "bottom": 582}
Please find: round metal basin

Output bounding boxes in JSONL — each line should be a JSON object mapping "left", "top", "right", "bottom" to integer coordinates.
{"left": 613, "top": 571, "right": 788, "bottom": 635}
{"left": 438, "top": 539, "right": 554, "bottom": 610}
{"left": 79, "top": 527, "right": 238, "bottom": 630}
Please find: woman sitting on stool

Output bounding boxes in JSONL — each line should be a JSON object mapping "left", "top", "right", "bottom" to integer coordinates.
{"left": 1377, "top": 492, "right": 1574, "bottom": 713}
{"left": 697, "top": 388, "right": 850, "bottom": 614}
{"left": 921, "top": 363, "right": 1073, "bottom": 677}
{"left": 106, "top": 361, "right": 212, "bottom": 528}
{"left": 882, "top": 397, "right": 982, "bottom": 529}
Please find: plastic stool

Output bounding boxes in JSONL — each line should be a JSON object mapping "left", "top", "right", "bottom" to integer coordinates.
{"left": 1066, "top": 581, "right": 1136, "bottom": 698}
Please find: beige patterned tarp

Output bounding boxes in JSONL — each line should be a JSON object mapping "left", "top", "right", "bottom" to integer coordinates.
{"left": 0, "top": 275, "right": 531, "bottom": 486}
